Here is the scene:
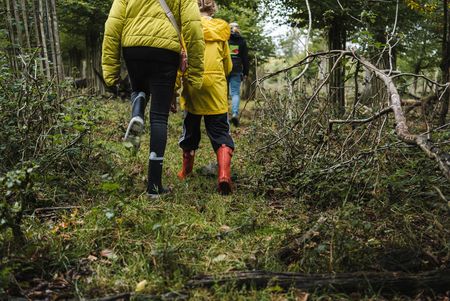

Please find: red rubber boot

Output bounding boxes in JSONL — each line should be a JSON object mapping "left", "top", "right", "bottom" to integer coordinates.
{"left": 177, "top": 150, "right": 195, "bottom": 180}
{"left": 217, "top": 145, "right": 233, "bottom": 195}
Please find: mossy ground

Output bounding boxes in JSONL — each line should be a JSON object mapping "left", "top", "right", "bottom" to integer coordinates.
{"left": 4, "top": 99, "right": 449, "bottom": 300}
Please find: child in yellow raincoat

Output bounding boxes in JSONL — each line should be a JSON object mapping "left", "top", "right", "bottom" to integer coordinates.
{"left": 177, "top": 0, "right": 234, "bottom": 194}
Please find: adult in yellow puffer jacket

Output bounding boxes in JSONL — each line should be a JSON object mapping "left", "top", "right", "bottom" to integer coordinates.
{"left": 101, "top": 0, "right": 205, "bottom": 198}
{"left": 177, "top": 0, "right": 235, "bottom": 195}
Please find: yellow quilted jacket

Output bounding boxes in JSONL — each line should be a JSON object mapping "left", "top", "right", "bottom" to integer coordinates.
{"left": 102, "top": 0, "right": 205, "bottom": 89}
{"left": 181, "top": 16, "right": 232, "bottom": 115}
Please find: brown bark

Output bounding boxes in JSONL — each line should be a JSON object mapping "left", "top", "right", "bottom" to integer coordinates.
{"left": 328, "top": 19, "right": 346, "bottom": 117}
{"left": 31, "top": 0, "right": 44, "bottom": 73}
{"left": 20, "top": 0, "right": 31, "bottom": 48}
{"left": 86, "top": 31, "right": 105, "bottom": 93}
{"left": 4, "top": 0, "right": 20, "bottom": 72}
{"left": 187, "top": 269, "right": 450, "bottom": 295}
{"left": 12, "top": 0, "right": 23, "bottom": 47}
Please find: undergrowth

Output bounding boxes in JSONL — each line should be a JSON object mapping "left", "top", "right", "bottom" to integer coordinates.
{"left": 0, "top": 62, "right": 449, "bottom": 299}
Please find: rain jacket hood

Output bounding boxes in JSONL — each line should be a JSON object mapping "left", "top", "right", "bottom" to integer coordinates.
{"left": 202, "top": 17, "right": 230, "bottom": 42}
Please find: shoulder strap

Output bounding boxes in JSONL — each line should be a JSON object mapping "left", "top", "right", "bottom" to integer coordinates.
{"left": 158, "top": 0, "right": 183, "bottom": 45}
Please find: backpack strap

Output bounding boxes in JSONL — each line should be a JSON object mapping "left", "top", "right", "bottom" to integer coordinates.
{"left": 158, "top": 0, "right": 183, "bottom": 47}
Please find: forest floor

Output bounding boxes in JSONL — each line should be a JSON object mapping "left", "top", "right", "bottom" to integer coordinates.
{"left": 5, "top": 98, "right": 450, "bottom": 300}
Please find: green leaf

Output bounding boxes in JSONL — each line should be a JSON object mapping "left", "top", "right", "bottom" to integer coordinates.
{"left": 100, "top": 182, "right": 120, "bottom": 192}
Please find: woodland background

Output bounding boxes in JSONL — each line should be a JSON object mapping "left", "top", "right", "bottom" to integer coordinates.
{"left": 0, "top": 0, "right": 449, "bottom": 299}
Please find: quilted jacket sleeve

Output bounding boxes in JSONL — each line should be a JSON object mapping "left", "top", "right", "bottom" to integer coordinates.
{"left": 102, "top": 0, "right": 126, "bottom": 87}
{"left": 180, "top": 0, "right": 205, "bottom": 89}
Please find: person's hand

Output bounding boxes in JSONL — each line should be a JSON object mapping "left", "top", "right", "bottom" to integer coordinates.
{"left": 170, "top": 96, "right": 178, "bottom": 113}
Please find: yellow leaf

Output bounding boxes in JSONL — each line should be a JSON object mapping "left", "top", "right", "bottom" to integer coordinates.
{"left": 135, "top": 280, "right": 148, "bottom": 292}
{"left": 219, "top": 225, "right": 231, "bottom": 233}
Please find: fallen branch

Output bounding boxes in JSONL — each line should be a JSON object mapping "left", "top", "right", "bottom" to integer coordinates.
{"left": 277, "top": 216, "right": 327, "bottom": 262}
{"left": 328, "top": 100, "right": 422, "bottom": 129}
{"left": 392, "top": 73, "right": 450, "bottom": 88}
{"left": 187, "top": 269, "right": 450, "bottom": 295}
{"left": 352, "top": 52, "right": 450, "bottom": 180}
{"left": 255, "top": 50, "right": 450, "bottom": 180}
{"left": 329, "top": 106, "right": 394, "bottom": 128}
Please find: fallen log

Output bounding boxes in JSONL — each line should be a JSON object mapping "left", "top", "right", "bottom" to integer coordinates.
{"left": 186, "top": 269, "right": 450, "bottom": 295}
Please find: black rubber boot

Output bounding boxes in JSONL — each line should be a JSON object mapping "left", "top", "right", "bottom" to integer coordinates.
{"left": 124, "top": 92, "right": 147, "bottom": 149}
{"left": 147, "top": 152, "right": 169, "bottom": 198}
{"left": 131, "top": 91, "right": 146, "bottom": 120}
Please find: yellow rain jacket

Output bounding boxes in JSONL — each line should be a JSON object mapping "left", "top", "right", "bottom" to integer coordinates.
{"left": 102, "top": 0, "right": 205, "bottom": 89}
{"left": 181, "top": 16, "right": 232, "bottom": 115}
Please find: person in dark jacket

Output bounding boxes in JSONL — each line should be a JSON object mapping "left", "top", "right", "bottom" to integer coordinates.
{"left": 228, "top": 22, "right": 249, "bottom": 126}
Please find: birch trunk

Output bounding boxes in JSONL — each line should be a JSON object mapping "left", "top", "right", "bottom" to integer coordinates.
{"left": 50, "top": 0, "right": 63, "bottom": 79}
{"left": 38, "top": 0, "right": 50, "bottom": 80}
{"left": 44, "top": 0, "right": 56, "bottom": 79}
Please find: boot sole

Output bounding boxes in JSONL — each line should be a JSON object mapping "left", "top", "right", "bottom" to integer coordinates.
{"left": 124, "top": 117, "right": 144, "bottom": 148}
{"left": 218, "top": 181, "right": 232, "bottom": 195}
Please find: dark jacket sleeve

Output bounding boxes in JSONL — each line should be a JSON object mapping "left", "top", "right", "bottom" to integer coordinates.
{"left": 240, "top": 38, "right": 250, "bottom": 76}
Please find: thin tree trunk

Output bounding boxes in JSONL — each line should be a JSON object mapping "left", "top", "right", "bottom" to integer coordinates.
{"left": 50, "top": 0, "right": 63, "bottom": 80}
{"left": 4, "top": 0, "right": 16, "bottom": 46}
{"left": 328, "top": 18, "right": 346, "bottom": 117}
{"left": 361, "top": 32, "right": 390, "bottom": 104}
{"left": 20, "top": 0, "right": 31, "bottom": 48}
{"left": 439, "top": 0, "right": 450, "bottom": 125}
{"left": 45, "top": 0, "right": 56, "bottom": 79}
{"left": 12, "top": 0, "right": 23, "bottom": 47}
{"left": 31, "top": 0, "right": 43, "bottom": 73}
{"left": 5, "top": 0, "right": 18, "bottom": 72}
{"left": 38, "top": 0, "right": 50, "bottom": 80}
{"left": 86, "top": 31, "right": 105, "bottom": 93}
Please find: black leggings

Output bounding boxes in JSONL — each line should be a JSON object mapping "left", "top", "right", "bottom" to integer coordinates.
{"left": 179, "top": 112, "right": 235, "bottom": 152}
{"left": 123, "top": 47, "right": 179, "bottom": 158}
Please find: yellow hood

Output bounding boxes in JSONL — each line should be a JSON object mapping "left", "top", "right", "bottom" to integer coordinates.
{"left": 179, "top": 17, "right": 233, "bottom": 115}
{"left": 201, "top": 17, "right": 230, "bottom": 42}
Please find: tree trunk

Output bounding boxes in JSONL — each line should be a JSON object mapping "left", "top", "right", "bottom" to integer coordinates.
{"left": 4, "top": 0, "right": 18, "bottom": 71}
{"left": 45, "top": 0, "right": 56, "bottom": 79}
{"left": 439, "top": 0, "right": 450, "bottom": 125}
{"left": 86, "top": 31, "right": 105, "bottom": 94}
{"left": 38, "top": 0, "right": 50, "bottom": 80}
{"left": 31, "top": 0, "right": 44, "bottom": 73}
{"left": 20, "top": 0, "right": 31, "bottom": 48}
{"left": 361, "top": 32, "right": 391, "bottom": 105}
{"left": 328, "top": 18, "right": 346, "bottom": 117}
{"left": 50, "top": 0, "right": 63, "bottom": 80}
{"left": 12, "top": 0, "right": 23, "bottom": 48}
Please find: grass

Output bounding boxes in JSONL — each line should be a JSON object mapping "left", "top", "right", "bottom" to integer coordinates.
{"left": 4, "top": 98, "right": 450, "bottom": 300}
